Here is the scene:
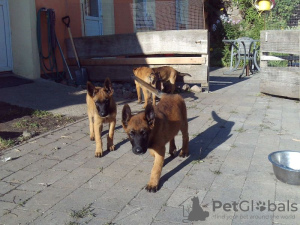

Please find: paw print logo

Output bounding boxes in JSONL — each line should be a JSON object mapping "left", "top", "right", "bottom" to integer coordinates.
{"left": 256, "top": 201, "right": 266, "bottom": 211}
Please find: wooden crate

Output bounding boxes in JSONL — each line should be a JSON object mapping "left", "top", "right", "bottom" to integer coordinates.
{"left": 260, "top": 30, "right": 300, "bottom": 99}
{"left": 66, "top": 30, "right": 209, "bottom": 90}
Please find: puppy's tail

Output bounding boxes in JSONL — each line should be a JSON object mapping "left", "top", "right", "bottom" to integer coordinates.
{"left": 178, "top": 72, "right": 192, "bottom": 77}
{"left": 132, "top": 75, "right": 165, "bottom": 98}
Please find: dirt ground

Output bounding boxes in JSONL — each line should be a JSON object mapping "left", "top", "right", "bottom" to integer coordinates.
{"left": 0, "top": 101, "right": 83, "bottom": 151}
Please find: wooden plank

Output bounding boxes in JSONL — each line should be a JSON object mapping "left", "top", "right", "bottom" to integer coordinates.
{"left": 260, "top": 67, "right": 300, "bottom": 99}
{"left": 65, "top": 30, "right": 209, "bottom": 58}
{"left": 67, "top": 57, "right": 206, "bottom": 66}
{"left": 71, "top": 64, "right": 208, "bottom": 84}
{"left": 260, "top": 30, "right": 300, "bottom": 55}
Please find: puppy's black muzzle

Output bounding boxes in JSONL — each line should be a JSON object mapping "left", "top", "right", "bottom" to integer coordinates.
{"left": 95, "top": 101, "right": 109, "bottom": 118}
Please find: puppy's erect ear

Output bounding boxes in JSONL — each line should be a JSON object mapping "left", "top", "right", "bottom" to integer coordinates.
{"left": 87, "top": 81, "right": 96, "bottom": 97}
{"left": 104, "top": 77, "right": 113, "bottom": 95}
{"left": 122, "top": 104, "right": 131, "bottom": 128}
{"left": 145, "top": 103, "right": 155, "bottom": 129}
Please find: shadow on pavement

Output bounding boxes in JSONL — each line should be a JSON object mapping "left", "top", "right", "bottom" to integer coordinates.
{"left": 159, "top": 111, "right": 234, "bottom": 189}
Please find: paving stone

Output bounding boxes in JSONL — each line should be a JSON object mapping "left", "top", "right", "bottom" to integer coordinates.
{"left": 130, "top": 188, "right": 173, "bottom": 210}
{"left": 46, "top": 144, "right": 87, "bottom": 161}
{"left": 80, "top": 155, "right": 116, "bottom": 170}
{"left": 51, "top": 167, "right": 99, "bottom": 190}
{"left": 77, "top": 208, "right": 119, "bottom": 225}
{"left": 276, "top": 181, "right": 300, "bottom": 202}
{"left": 0, "top": 201, "right": 16, "bottom": 217}
{"left": 81, "top": 174, "right": 120, "bottom": 192}
{"left": 232, "top": 210, "right": 273, "bottom": 225}
{"left": 52, "top": 187, "right": 104, "bottom": 212}
{"left": 22, "top": 169, "right": 69, "bottom": 187}
{"left": 0, "top": 154, "right": 43, "bottom": 172}
{"left": 0, "top": 208, "right": 42, "bottom": 225}
{"left": 93, "top": 184, "right": 141, "bottom": 212}
{"left": 273, "top": 202, "right": 300, "bottom": 224}
{"left": 50, "top": 159, "right": 83, "bottom": 171}
{"left": 167, "top": 187, "right": 206, "bottom": 208}
{"left": 155, "top": 206, "right": 190, "bottom": 224}
{"left": 23, "top": 158, "right": 60, "bottom": 172}
{"left": 113, "top": 204, "right": 159, "bottom": 225}
{"left": 32, "top": 210, "right": 75, "bottom": 225}
{"left": 0, "top": 181, "right": 18, "bottom": 195}
{"left": 23, "top": 187, "right": 73, "bottom": 212}
{"left": 0, "top": 189, "right": 36, "bottom": 205}
{"left": 102, "top": 161, "right": 136, "bottom": 179}
{"left": 0, "top": 169, "right": 14, "bottom": 181}
{"left": 3, "top": 170, "right": 41, "bottom": 186}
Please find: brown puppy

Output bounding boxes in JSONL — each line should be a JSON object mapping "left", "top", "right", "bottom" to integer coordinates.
{"left": 133, "top": 67, "right": 157, "bottom": 108}
{"left": 86, "top": 78, "right": 116, "bottom": 157}
{"left": 122, "top": 94, "right": 189, "bottom": 192}
{"left": 152, "top": 66, "right": 191, "bottom": 93}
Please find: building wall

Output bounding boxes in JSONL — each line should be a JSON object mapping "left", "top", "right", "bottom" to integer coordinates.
{"left": 114, "top": 0, "right": 134, "bottom": 34}
{"left": 102, "top": 0, "right": 115, "bottom": 35}
{"left": 35, "top": 0, "right": 82, "bottom": 74}
{"left": 8, "top": 0, "right": 40, "bottom": 79}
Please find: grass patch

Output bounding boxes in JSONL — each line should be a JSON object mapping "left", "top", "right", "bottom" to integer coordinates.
{"left": 260, "top": 124, "right": 271, "bottom": 130}
{"left": 210, "top": 169, "right": 222, "bottom": 175}
{"left": 32, "top": 110, "right": 50, "bottom": 118}
{"left": 234, "top": 128, "right": 246, "bottom": 133}
{"left": 0, "top": 137, "right": 15, "bottom": 149}
{"left": 192, "top": 159, "right": 204, "bottom": 164}
{"left": 70, "top": 203, "right": 96, "bottom": 220}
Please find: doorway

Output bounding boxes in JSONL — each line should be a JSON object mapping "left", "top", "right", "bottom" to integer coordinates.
{"left": 84, "top": 0, "right": 103, "bottom": 36}
{"left": 0, "top": 0, "right": 12, "bottom": 72}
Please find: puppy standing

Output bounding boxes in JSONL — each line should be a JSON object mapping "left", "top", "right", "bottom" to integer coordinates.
{"left": 152, "top": 66, "right": 191, "bottom": 93}
{"left": 133, "top": 67, "right": 157, "bottom": 108}
{"left": 122, "top": 94, "right": 189, "bottom": 192}
{"left": 86, "top": 78, "right": 116, "bottom": 157}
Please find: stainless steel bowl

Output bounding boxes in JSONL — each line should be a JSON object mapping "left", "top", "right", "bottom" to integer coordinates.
{"left": 268, "top": 151, "right": 300, "bottom": 185}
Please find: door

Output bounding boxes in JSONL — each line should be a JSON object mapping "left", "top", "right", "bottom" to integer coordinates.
{"left": 0, "top": 0, "right": 12, "bottom": 72}
{"left": 84, "top": 0, "right": 103, "bottom": 36}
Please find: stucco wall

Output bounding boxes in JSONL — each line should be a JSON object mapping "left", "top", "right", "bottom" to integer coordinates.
{"left": 8, "top": 0, "right": 40, "bottom": 79}
{"left": 35, "top": 0, "right": 82, "bottom": 74}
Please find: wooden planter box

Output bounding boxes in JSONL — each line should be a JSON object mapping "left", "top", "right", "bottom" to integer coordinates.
{"left": 260, "top": 30, "right": 300, "bottom": 99}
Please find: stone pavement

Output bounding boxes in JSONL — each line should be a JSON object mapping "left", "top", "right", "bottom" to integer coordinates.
{"left": 1, "top": 68, "right": 300, "bottom": 225}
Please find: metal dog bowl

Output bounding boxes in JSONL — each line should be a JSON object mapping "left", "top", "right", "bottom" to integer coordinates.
{"left": 268, "top": 151, "right": 300, "bottom": 185}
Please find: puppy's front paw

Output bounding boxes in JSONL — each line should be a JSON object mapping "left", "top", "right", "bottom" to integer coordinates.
{"left": 145, "top": 182, "right": 158, "bottom": 193}
{"left": 108, "top": 144, "right": 115, "bottom": 151}
{"left": 95, "top": 150, "right": 103, "bottom": 157}
{"left": 90, "top": 136, "right": 95, "bottom": 141}
{"left": 179, "top": 150, "right": 189, "bottom": 158}
{"left": 169, "top": 148, "right": 177, "bottom": 157}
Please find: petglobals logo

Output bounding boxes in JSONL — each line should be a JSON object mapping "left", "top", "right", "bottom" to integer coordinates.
{"left": 213, "top": 200, "right": 298, "bottom": 212}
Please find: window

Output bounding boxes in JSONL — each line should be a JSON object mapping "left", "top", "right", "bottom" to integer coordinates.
{"left": 134, "top": 0, "right": 155, "bottom": 31}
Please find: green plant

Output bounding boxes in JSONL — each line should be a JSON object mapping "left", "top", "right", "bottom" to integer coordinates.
{"left": 70, "top": 204, "right": 96, "bottom": 219}
{"left": 206, "top": 0, "right": 300, "bottom": 66}
{"left": 32, "top": 110, "right": 50, "bottom": 118}
{"left": 0, "top": 137, "right": 15, "bottom": 149}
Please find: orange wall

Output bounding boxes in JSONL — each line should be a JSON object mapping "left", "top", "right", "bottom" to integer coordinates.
{"left": 35, "top": 0, "right": 82, "bottom": 74}
{"left": 114, "top": 0, "right": 134, "bottom": 34}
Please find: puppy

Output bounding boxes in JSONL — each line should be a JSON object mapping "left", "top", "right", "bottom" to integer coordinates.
{"left": 133, "top": 67, "right": 158, "bottom": 108}
{"left": 152, "top": 66, "right": 191, "bottom": 93}
{"left": 122, "top": 94, "right": 189, "bottom": 192}
{"left": 86, "top": 78, "right": 116, "bottom": 157}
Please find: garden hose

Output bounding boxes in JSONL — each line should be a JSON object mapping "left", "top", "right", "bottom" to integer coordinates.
{"left": 37, "top": 8, "right": 64, "bottom": 81}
